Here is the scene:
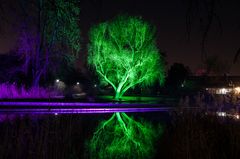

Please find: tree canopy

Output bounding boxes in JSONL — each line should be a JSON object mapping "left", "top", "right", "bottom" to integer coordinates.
{"left": 16, "top": 0, "right": 81, "bottom": 86}
{"left": 88, "top": 15, "right": 165, "bottom": 99}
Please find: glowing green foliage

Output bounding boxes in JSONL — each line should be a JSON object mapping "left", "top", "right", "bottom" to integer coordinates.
{"left": 45, "top": 0, "right": 81, "bottom": 56}
{"left": 88, "top": 15, "right": 165, "bottom": 99}
{"left": 88, "top": 113, "right": 163, "bottom": 159}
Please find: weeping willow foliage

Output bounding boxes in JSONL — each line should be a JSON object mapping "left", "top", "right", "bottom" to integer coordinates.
{"left": 87, "top": 113, "right": 163, "bottom": 159}
{"left": 88, "top": 15, "right": 165, "bottom": 99}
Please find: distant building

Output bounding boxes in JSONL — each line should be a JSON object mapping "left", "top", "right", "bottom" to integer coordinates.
{"left": 185, "top": 76, "right": 240, "bottom": 95}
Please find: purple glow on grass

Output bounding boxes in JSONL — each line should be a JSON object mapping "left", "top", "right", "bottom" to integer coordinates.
{"left": 0, "top": 101, "right": 172, "bottom": 114}
{"left": 0, "top": 83, "right": 60, "bottom": 99}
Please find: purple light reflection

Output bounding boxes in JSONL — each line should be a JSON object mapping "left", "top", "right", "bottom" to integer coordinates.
{"left": 0, "top": 108, "right": 171, "bottom": 114}
{"left": 0, "top": 101, "right": 172, "bottom": 114}
{"left": 0, "top": 101, "right": 164, "bottom": 107}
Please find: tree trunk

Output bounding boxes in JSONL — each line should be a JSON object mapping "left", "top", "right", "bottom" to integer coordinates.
{"left": 114, "top": 82, "right": 125, "bottom": 100}
{"left": 32, "top": 71, "right": 42, "bottom": 88}
{"left": 114, "top": 91, "right": 122, "bottom": 101}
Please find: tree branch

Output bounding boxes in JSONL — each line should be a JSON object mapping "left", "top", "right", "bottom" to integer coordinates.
{"left": 96, "top": 70, "right": 117, "bottom": 91}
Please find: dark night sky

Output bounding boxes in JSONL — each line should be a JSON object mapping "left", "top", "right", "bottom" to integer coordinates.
{"left": 1, "top": 0, "right": 240, "bottom": 75}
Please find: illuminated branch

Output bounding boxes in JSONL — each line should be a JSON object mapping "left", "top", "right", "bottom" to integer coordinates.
{"left": 96, "top": 70, "right": 117, "bottom": 91}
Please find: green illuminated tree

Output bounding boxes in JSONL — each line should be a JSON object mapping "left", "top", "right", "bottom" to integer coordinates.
{"left": 88, "top": 15, "right": 165, "bottom": 100}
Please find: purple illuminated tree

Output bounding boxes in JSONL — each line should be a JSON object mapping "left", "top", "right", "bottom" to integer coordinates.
{"left": 16, "top": 0, "right": 81, "bottom": 86}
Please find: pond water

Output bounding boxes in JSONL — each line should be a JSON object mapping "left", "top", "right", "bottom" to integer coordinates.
{"left": 0, "top": 105, "right": 172, "bottom": 159}
{"left": 1, "top": 101, "right": 239, "bottom": 159}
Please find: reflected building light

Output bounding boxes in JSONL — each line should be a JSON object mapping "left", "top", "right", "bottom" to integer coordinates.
{"left": 220, "top": 88, "right": 227, "bottom": 94}
{"left": 216, "top": 88, "right": 231, "bottom": 95}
